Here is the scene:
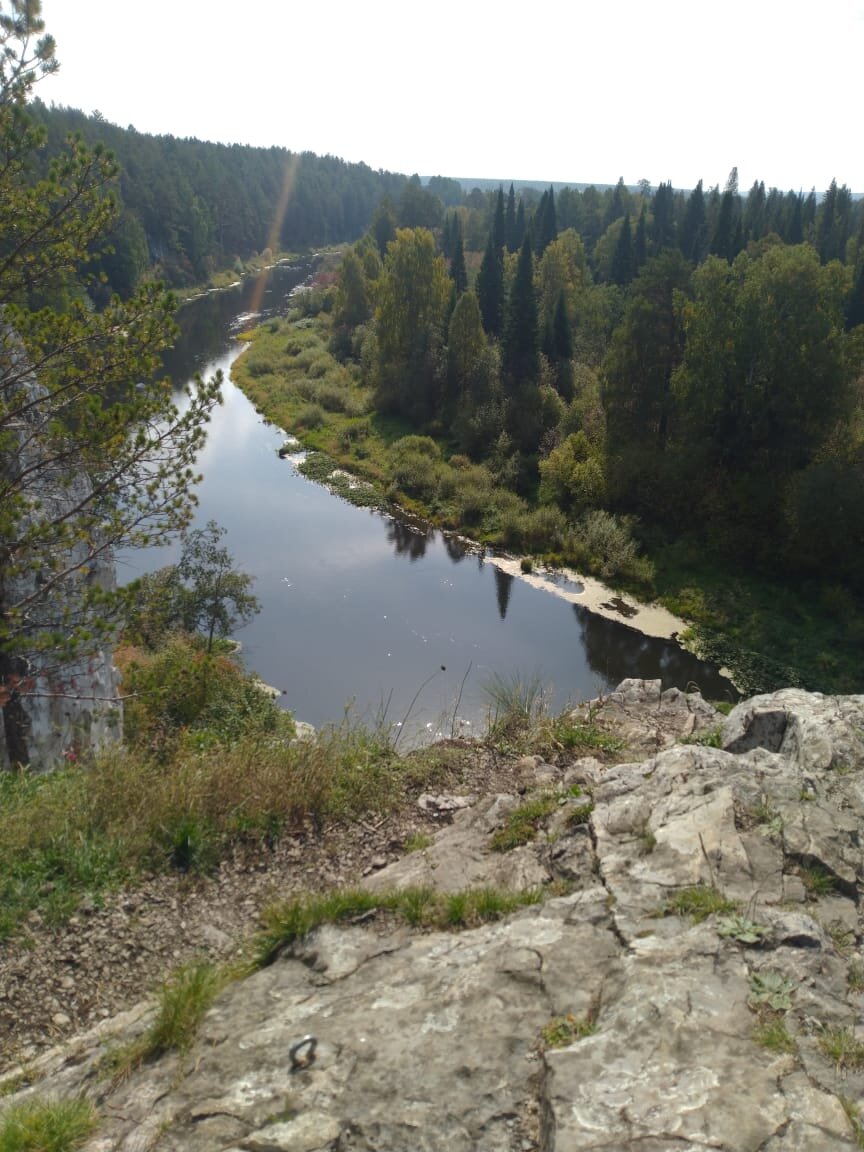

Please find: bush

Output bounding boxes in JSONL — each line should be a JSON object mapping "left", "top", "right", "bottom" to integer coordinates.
{"left": 296, "top": 402, "right": 325, "bottom": 429}
{"left": 120, "top": 634, "right": 286, "bottom": 755}
{"left": 567, "top": 510, "right": 654, "bottom": 588}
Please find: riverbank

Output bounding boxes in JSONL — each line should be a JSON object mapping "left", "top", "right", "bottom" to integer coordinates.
{"left": 229, "top": 298, "right": 863, "bottom": 699}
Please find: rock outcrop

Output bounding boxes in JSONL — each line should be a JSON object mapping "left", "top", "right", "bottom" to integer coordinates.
{"left": 4, "top": 680, "right": 864, "bottom": 1149}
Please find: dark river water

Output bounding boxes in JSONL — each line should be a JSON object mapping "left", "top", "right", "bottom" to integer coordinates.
{"left": 120, "top": 263, "right": 733, "bottom": 741}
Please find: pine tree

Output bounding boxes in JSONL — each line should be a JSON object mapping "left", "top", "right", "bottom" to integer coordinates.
{"left": 0, "top": 1, "right": 220, "bottom": 765}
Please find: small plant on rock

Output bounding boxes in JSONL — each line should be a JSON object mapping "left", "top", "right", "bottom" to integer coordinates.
{"left": 0, "top": 1095, "right": 97, "bottom": 1152}
{"left": 819, "top": 1027, "right": 864, "bottom": 1071}
{"left": 490, "top": 792, "right": 559, "bottom": 852}
{"left": 717, "top": 913, "right": 769, "bottom": 946}
{"left": 799, "top": 865, "right": 837, "bottom": 897}
{"left": 539, "top": 1013, "right": 596, "bottom": 1049}
{"left": 748, "top": 970, "right": 795, "bottom": 1012}
{"left": 663, "top": 886, "right": 738, "bottom": 924}
{"left": 752, "top": 1014, "right": 796, "bottom": 1055}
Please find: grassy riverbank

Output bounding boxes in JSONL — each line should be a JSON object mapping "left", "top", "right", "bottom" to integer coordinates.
{"left": 232, "top": 305, "right": 864, "bottom": 696}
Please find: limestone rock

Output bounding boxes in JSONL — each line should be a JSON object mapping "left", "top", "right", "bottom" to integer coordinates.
{"left": 5, "top": 680, "right": 864, "bottom": 1150}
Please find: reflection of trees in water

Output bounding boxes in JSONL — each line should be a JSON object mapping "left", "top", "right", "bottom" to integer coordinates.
{"left": 444, "top": 534, "right": 469, "bottom": 564}
{"left": 386, "top": 518, "right": 432, "bottom": 561}
{"left": 572, "top": 604, "right": 735, "bottom": 700}
{"left": 494, "top": 567, "right": 514, "bottom": 619}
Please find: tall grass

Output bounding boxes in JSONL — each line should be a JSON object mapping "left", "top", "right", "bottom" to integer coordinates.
{"left": 0, "top": 715, "right": 408, "bottom": 939}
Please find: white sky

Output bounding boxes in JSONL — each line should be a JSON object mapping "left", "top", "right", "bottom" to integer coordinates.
{"left": 39, "top": 0, "right": 864, "bottom": 193}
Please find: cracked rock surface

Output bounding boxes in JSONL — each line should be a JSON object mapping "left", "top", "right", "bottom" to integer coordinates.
{"left": 3, "top": 679, "right": 864, "bottom": 1150}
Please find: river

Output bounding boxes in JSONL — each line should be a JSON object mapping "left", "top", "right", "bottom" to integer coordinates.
{"left": 120, "top": 262, "right": 733, "bottom": 742}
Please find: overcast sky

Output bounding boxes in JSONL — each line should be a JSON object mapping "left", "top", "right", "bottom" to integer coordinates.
{"left": 39, "top": 0, "right": 864, "bottom": 194}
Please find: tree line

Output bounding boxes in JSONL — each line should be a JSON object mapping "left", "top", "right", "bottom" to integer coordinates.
{"left": 26, "top": 101, "right": 411, "bottom": 293}
{"left": 329, "top": 173, "right": 864, "bottom": 605}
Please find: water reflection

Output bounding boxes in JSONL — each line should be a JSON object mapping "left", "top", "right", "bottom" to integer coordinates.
{"left": 572, "top": 604, "right": 736, "bottom": 703}
{"left": 494, "top": 568, "right": 514, "bottom": 620}
{"left": 444, "top": 534, "right": 469, "bottom": 564}
{"left": 386, "top": 518, "right": 432, "bottom": 561}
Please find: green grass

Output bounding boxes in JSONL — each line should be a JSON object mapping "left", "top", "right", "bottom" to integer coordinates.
{"left": 799, "top": 864, "right": 837, "bottom": 896}
{"left": 848, "top": 961, "right": 864, "bottom": 992}
{"left": 663, "top": 886, "right": 738, "bottom": 924}
{"left": 840, "top": 1098, "right": 864, "bottom": 1150}
{"left": 0, "top": 688, "right": 435, "bottom": 940}
{"left": 653, "top": 541, "right": 864, "bottom": 696}
{"left": 819, "top": 1027, "right": 864, "bottom": 1071}
{"left": 103, "top": 963, "right": 223, "bottom": 1083}
{"left": 254, "top": 884, "right": 544, "bottom": 968}
{"left": 553, "top": 721, "right": 626, "bottom": 753}
{"left": 403, "top": 833, "right": 433, "bottom": 854}
{"left": 539, "top": 1013, "right": 597, "bottom": 1049}
{"left": 0, "top": 1096, "right": 97, "bottom": 1152}
{"left": 752, "top": 1014, "right": 796, "bottom": 1054}
{"left": 489, "top": 792, "right": 560, "bottom": 852}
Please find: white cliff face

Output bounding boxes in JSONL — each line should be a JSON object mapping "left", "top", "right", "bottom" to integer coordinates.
{"left": 0, "top": 337, "right": 122, "bottom": 773}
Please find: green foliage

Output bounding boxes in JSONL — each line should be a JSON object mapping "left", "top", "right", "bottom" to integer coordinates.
{"left": 125, "top": 522, "right": 259, "bottom": 652}
{"left": 552, "top": 721, "right": 625, "bottom": 753}
{"left": 819, "top": 1027, "right": 864, "bottom": 1071}
{"left": 539, "top": 1013, "right": 597, "bottom": 1049}
{"left": 484, "top": 671, "right": 549, "bottom": 746}
{"left": 0, "top": 1096, "right": 97, "bottom": 1152}
{"left": 105, "top": 963, "right": 223, "bottom": 1082}
{"left": 752, "top": 1015, "right": 796, "bottom": 1054}
{"left": 403, "top": 832, "right": 433, "bottom": 853}
{"left": 716, "top": 914, "right": 768, "bottom": 945}
{"left": 255, "top": 884, "right": 543, "bottom": 967}
{"left": 0, "top": 9, "right": 221, "bottom": 764}
{"left": 748, "top": 970, "right": 795, "bottom": 1012}
{"left": 681, "top": 726, "right": 723, "bottom": 748}
{"left": 568, "top": 510, "right": 655, "bottom": 589}
{"left": 120, "top": 634, "right": 286, "bottom": 755}
{"left": 663, "top": 886, "right": 737, "bottom": 923}
{"left": 799, "top": 864, "right": 836, "bottom": 896}
{"left": 490, "top": 792, "right": 559, "bottom": 852}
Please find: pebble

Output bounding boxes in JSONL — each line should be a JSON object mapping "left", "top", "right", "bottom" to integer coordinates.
{"left": 52, "top": 1012, "right": 71, "bottom": 1028}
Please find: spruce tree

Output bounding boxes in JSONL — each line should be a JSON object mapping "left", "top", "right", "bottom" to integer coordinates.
{"left": 505, "top": 183, "right": 517, "bottom": 252}
{"left": 492, "top": 186, "right": 506, "bottom": 252}
{"left": 450, "top": 231, "right": 468, "bottom": 296}
{"left": 610, "top": 214, "right": 634, "bottom": 286}
{"left": 680, "top": 179, "right": 707, "bottom": 263}
{"left": 503, "top": 235, "right": 539, "bottom": 384}
{"left": 634, "top": 204, "right": 648, "bottom": 272}
{"left": 651, "top": 181, "right": 676, "bottom": 251}
{"left": 476, "top": 235, "right": 504, "bottom": 335}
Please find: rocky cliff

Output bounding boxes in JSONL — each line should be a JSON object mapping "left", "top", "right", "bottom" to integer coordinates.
{"left": 4, "top": 679, "right": 864, "bottom": 1150}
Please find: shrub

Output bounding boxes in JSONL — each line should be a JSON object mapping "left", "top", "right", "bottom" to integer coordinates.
{"left": 296, "top": 402, "right": 325, "bottom": 429}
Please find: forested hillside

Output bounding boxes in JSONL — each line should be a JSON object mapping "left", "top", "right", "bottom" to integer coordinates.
{"left": 28, "top": 102, "right": 409, "bottom": 293}
{"left": 235, "top": 172, "right": 864, "bottom": 693}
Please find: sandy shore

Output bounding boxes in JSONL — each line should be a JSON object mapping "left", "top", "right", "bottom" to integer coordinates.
{"left": 485, "top": 554, "right": 688, "bottom": 641}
